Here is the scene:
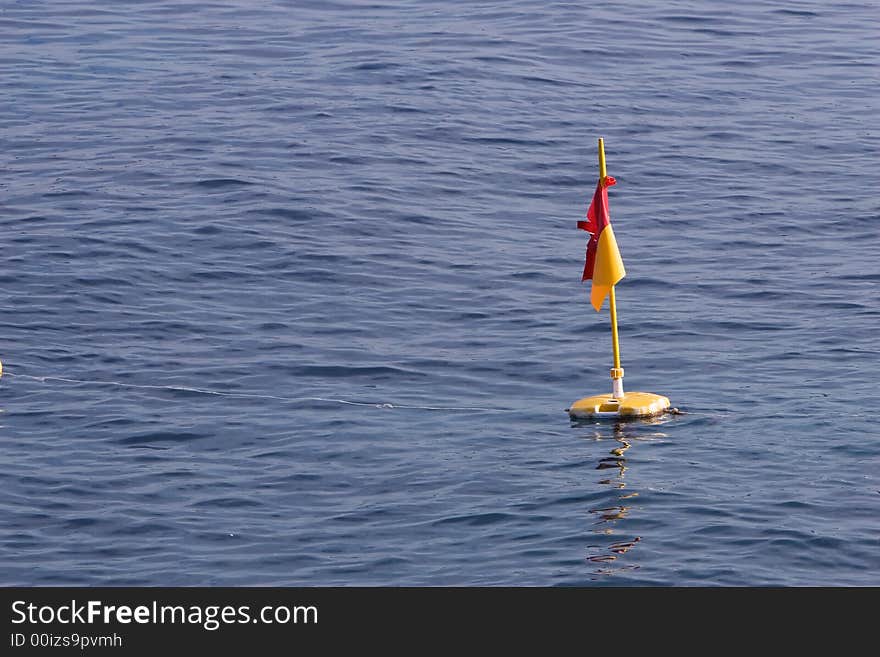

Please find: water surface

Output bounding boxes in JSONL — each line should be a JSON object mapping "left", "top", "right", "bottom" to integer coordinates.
{"left": 1, "top": 0, "right": 878, "bottom": 585}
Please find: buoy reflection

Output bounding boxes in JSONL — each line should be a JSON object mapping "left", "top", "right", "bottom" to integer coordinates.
{"left": 581, "top": 421, "right": 649, "bottom": 576}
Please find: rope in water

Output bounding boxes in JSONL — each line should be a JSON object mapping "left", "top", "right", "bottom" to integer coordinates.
{"left": 2, "top": 369, "right": 512, "bottom": 413}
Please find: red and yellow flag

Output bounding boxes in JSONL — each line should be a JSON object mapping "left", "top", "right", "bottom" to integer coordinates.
{"left": 578, "top": 175, "right": 626, "bottom": 311}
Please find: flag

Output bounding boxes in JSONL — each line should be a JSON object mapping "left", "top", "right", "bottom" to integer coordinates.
{"left": 578, "top": 175, "right": 626, "bottom": 311}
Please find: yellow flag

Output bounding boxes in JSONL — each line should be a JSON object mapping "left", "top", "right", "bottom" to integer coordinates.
{"left": 578, "top": 177, "right": 626, "bottom": 311}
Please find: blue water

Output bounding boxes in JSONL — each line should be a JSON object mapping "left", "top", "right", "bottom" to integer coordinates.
{"left": 1, "top": 0, "right": 878, "bottom": 586}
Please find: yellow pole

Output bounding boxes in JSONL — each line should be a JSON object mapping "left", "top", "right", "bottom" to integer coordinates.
{"left": 609, "top": 287, "right": 621, "bottom": 371}
{"left": 598, "top": 138, "right": 624, "bottom": 395}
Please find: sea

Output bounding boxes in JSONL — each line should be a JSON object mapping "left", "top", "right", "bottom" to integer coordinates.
{"left": 1, "top": 0, "right": 878, "bottom": 586}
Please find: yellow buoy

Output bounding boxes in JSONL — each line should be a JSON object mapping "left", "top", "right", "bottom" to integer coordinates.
{"left": 0, "top": 359, "right": 3, "bottom": 377}
{"left": 568, "top": 138, "right": 671, "bottom": 420}
{"left": 568, "top": 391, "right": 670, "bottom": 419}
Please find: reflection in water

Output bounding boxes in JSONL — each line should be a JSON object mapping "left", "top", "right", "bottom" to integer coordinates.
{"left": 578, "top": 419, "right": 666, "bottom": 577}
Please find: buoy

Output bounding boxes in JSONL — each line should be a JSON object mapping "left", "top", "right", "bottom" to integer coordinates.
{"left": 568, "top": 139, "right": 671, "bottom": 420}
{"left": 0, "top": 359, "right": 3, "bottom": 378}
{"left": 568, "top": 390, "right": 670, "bottom": 419}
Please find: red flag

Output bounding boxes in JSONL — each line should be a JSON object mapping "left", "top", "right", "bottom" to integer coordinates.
{"left": 578, "top": 175, "right": 626, "bottom": 311}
